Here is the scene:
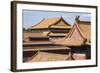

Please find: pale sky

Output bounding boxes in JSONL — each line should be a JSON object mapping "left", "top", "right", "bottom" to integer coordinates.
{"left": 22, "top": 10, "right": 91, "bottom": 29}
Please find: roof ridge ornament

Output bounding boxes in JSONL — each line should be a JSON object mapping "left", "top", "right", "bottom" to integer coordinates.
{"left": 75, "top": 16, "right": 80, "bottom": 23}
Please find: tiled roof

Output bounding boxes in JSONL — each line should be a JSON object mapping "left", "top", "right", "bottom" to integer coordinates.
{"left": 53, "top": 39, "right": 84, "bottom": 46}
{"left": 78, "top": 21, "right": 91, "bottom": 42}
{"left": 23, "top": 32, "right": 44, "bottom": 37}
{"left": 52, "top": 18, "right": 91, "bottom": 46}
{"left": 29, "top": 17, "right": 71, "bottom": 29}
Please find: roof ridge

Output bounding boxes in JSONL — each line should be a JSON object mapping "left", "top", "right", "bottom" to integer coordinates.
{"left": 60, "top": 17, "right": 71, "bottom": 26}
{"left": 75, "top": 22, "right": 86, "bottom": 39}
{"left": 65, "top": 21, "right": 86, "bottom": 40}
{"left": 65, "top": 23, "right": 75, "bottom": 38}
{"left": 48, "top": 17, "right": 71, "bottom": 28}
